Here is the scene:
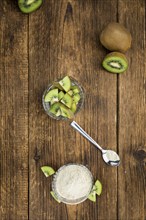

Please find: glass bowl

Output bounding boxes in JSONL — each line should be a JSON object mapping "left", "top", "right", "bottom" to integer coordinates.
{"left": 42, "top": 76, "right": 85, "bottom": 120}
{"left": 52, "top": 163, "right": 93, "bottom": 205}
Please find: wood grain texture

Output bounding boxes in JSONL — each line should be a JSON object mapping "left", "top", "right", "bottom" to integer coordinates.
{"left": 0, "top": 1, "right": 28, "bottom": 220}
{"left": 29, "top": 0, "right": 117, "bottom": 219}
{"left": 0, "top": 0, "right": 145, "bottom": 220}
{"left": 118, "top": 0, "right": 146, "bottom": 220}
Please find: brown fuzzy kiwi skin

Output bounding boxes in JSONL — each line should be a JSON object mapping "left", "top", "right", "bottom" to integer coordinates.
{"left": 100, "top": 22, "right": 132, "bottom": 53}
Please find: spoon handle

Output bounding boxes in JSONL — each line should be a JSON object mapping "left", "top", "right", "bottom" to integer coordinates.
{"left": 70, "top": 121, "right": 103, "bottom": 152}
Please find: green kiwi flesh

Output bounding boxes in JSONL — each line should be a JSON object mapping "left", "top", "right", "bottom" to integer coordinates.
{"left": 44, "top": 76, "right": 82, "bottom": 119}
{"left": 71, "top": 85, "right": 80, "bottom": 94}
{"left": 49, "top": 102, "right": 61, "bottom": 116}
{"left": 60, "top": 105, "right": 74, "bottom": 119}
{"left": 71, "top": 102, "right": 77, "bottom": 113}
{"left": 58, "top": 91, "right": 65, "bottom": 100}
{"left": 88, "top": 191, "right": 96, "bottom": 202}
{"left": 50, "top": 191, "right": 61, "bottom": 203}
{"left": 41, "top": 166, "right": 55, "bottom": 177}
{"left": 59, "top": 76, "right": 71, "bottom": 92}
{"left": 61, "top": 93, "right": 73, "bottom": 108}
{"left": 73, "top": 93, "right": 81, "bottom": 104}
{"left": 102, "top": 52, "right": 128, "bottom": 73}
{"left": 94, "top": 180, "right": 102, "bottom": 195}
{"left": 88, "top": 179, "right": 102, "bottom": 202}
{"left": 44, "top": 89, "right": 58, "bottom": 103}
{"left": 18, "top": 0, "right": 43, "bottom": 14}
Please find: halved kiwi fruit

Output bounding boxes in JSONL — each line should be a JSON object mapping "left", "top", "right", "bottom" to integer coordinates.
{"left": 18, "top": 0, "right": 43, "bottom": 14}
{"left": 102, "top": 52, "right": 128, "bottom": 73}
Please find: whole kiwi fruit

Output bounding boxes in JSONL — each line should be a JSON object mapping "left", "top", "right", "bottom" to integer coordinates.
{"left": 100, "top": 22, "right": 132, "bottom": 53}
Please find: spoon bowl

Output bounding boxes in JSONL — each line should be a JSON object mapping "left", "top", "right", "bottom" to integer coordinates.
{"left": 102, "top": 150, "right": 120, "bottom": 166}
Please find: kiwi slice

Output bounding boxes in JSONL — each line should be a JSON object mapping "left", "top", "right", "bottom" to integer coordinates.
{"left": 73, "top": 93, "right": 81, "bottom": 104}
{"left": 41, "top": 166, "right": 55, "bottom": 177}
{"left": 49, "top": 102, "right": 61, "bottom": 116}
{"left": 58, "top": 91, "right": 65, "bottom": 100}
{"left": 61, "top": 93, "right": 73, "bottom": 108}
{"left": 60, "top": 104, "right": 74, "bottom": 119}
{"left": 59, "top": 76, "right": 71, "bottom": 92}
{"left": 71, "top": 85, "right": 80, "bottom": 94}
{"left": 94, "top": 180, "right": 102, "bottom": 195}
{"left": 45, "top": 89, "right": 58, "bottom": 104}
{"left": 67, "top": 90, "right": 73, "bottom": 96}
{"left": 18, "top": 0, "right": 43, "bottom": 14}
{"left": 71, "top": 102, "right": 77, "bottom": 113}
{"left": 50, "top": 191, "right": 61, "bottom": 203}
{"left": 53, "top": 82, "right": 64, "bottom": 91}
{"left": 102, "top": 52, "right": 128, "bottom": 73}
{"left": 88, "top": 179, "right": 102, "bottom": 202}
{"left": 88, "top": 191, "right": 96, "bottom": 202}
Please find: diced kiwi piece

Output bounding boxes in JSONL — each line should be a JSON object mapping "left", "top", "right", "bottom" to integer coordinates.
{"left": 88, "top": 191, "right": 96, "bottom": 202}
{"left": 41, "top": 166, "right": 55, "bottom": 177}
{"left": 61, "top": 93, "right": 73, "bottom": 108}
{"left": 58, "top": 91, "right": 65, "bottom": 100}
{"left": 71, "top": 102, "right": 77, "bottom": 113}
{"left": 95, "top": 180, "right": 102, "bottom": 195}
{"left": 59, "top": 76, "right": 71, "bottom": 92}
{"left": 45, "top": 89, "right": 58, "bottom": 103}
{"left": 55, "top": 109, "right": 61, "bottom": 117}
{"left": 67, "top": 90, "right": 73, "bottom": 96}
{"left": 102, "top": 52, "right": 128, "bottom": 73}
{"left": 53, "top": 82, "right": 64, "bottom": 91}
{"left": 73, "top": 93, "right": 81, "bottom": 104}
{"left": 18, "top": 0, "right": 43, "bottom": 14}
{"left": 60, "top": 104, "right": 74, "bottom": 119}
{"left": 49, "top": 102, "right": 61, "bottom": 116}
{"left": 50, "top": 191, "right": 61, "bottom": 203}
{"left": 71, "top": 85, "right": 80, "bottom": 94}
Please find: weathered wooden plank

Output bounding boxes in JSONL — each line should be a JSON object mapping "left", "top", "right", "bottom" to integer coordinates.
{"left": 0, "top": 1, "right": 28, "bottom": 220}
{"left": 29, "top": 0, "right": 118, "bottom": 219}
{"left": 118, "top": 0, "right": 146, "bottom": 219}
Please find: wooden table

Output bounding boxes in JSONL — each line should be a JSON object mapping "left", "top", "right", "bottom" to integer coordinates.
{"left": 0, "top": 0, "right": 145, "bottom": 220}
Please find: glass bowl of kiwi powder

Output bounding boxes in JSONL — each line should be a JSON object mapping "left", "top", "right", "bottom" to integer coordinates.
{"left": 42, "top": 76, "right": 85, "bottom": 120}
{"left": 52, "top": 163, "right": 93, "bottom": 205}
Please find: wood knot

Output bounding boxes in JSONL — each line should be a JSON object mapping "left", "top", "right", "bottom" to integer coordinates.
{"left": 64, "top": 2, "right": 73, "bottom": 22}
{"left": 133, "top": 149, "right": 146, "bottom": 162}
{"left": 33, "top": 147, "right": 41, "bottom": 162}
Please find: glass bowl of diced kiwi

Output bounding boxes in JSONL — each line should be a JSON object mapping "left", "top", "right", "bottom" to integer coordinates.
{"left": 42, "top": 76, "right": 85, "bottom": 120}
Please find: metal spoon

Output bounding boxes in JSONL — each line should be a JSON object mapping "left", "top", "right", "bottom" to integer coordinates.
{"left": 70, "top": 121, "right": 120, "bottom": 167}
